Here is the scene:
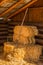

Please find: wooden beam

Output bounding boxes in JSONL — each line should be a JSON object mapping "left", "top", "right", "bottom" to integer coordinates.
{"left": 0, "top": 0, "right": 6, "bottom": 5}
{"left": 8, "top": 0, "right": 37, "bottom": 18}
{"left": 0, "top": 0, "right": 23, "bottom": 17}
{"left": 36, "top": 39, "right": 43, "bottom": 45}
{"left": 36, "top": 34, "right": 43, "bottom": 39}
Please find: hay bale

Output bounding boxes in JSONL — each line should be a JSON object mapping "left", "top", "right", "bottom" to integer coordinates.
{"left": 13, "top": 26, "right": 38, "bottom": 37}
{"left": 4, "top": 42, "right": 15, "bottom": 56}
{"left": 13, "top": 26, "right": 38, "bottom": 44}
{"left": 24, "top": 45, "right": 42, "bottom": 62}
{"left": 13, "top": 34, "right": 35, "bottom": 44}
{"left": 13, "top": 26, "right": 29, "bottom": 37}
{"left": 4, "top": 43, "right": 25, "bottom": 61}
{"left": 13, "top": 34, "right": 29, "bottom": 44}
{"left": 13, "top": 48, "right": 25, "bottom": 60}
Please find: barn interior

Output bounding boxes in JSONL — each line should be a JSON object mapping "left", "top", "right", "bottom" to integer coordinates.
{"left": 0, "top": 0, "right": 43, "bottom": 65}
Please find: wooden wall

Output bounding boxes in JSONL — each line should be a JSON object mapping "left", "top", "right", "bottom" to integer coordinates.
{"left": 29, "top": 7, "right": 43, "bottom": 22}
{"left": 12, "top": 7, "right": 43, "bottom": 22}
{"left": 0, "top": 20, "right": 7, "bottom": 45}
{"left": 11, "top": 0, "right": 43, "bottom": 22}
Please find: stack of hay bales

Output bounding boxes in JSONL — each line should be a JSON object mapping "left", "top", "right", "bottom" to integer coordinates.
{"left": 13, "top": 26, "right": 42, "bottom": 62}
{"left": 3, "top": 26, "right": 42, "bottom": 65}
{"left": 3, "top": 42, "right": 38, "bottom": 65}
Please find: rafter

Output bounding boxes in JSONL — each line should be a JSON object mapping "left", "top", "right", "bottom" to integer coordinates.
{"left": 0, "top": 0, "right": 23, "bottom": 17}
{"left": 0, "top": 0, "right": 16, "bottom": 5}
{"left": 0, "top": 0, "right": 6, "bottom": 5}
{"left": 8, "top": 0, "right": 37, "bottom": 19}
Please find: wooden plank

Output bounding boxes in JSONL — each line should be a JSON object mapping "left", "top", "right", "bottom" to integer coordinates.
{"left": 0, "top": 32, "right": 7, "bottom": 34}
{"left": 0, "top": 0, "right": 5, "bottom": 5}
{"left": 38, "top": 29, "right": 43, "bottom": 34}
{"left": 30, "top": 0, "right": 43, "bottom": 8}
{"left": 8, "top": 35, "right": 13, "bottom": 39}
{"left": 36, "top": 34, "right": 43, "bottom": 39}
{"left": 27, "top": 22, "right": 43, "bottom": 27}
{"left": 29, "top": 7, "right": 43, "bottom": 22}
{"left": 0, "top": 25, "right": 7, "bottom": 27}
{"left": 12, "top": 7, "right": 43, "bottom": 23}
{"left": 0, "top": 36, "right": 7, "bottom": 40}
{"left": 8, "top": 0, "right": 37, "bottom": 18}
{"left": 0, "top": 40, "right": 6, "bottom": 42}
{"left": 36, "top": 39, "right": 43, "bottom": 45}
{"left": 12, "top": 11, "right": 26, "bottom": 22}
{"left": 0, "top": 0, "right": 23, "bottom": 17}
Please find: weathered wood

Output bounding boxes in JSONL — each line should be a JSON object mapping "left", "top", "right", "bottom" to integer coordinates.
{"left": 36, "top": 39, "right": 43, "bottom": 45}
{"left": 30, "top": 0, "right": 43, "bottom": 8}
{"left": 0, "top": 21, "right": 7, "bottom": 44}
{"left": 0, "top": 0, "right": 6, "bottom": 6}
{"left": 29, "top": 7, "right": 43, "bottom": 22}
{"left": 36, "top": 34, "right": 43, "bottom": 39}
{"left": 8, "top": 0, "right": 37, "bottom": 18}
{"left": 12, "top": 7, "right": 43, "bottom": 23}
{"left": 0, "top": 0, "right": 23, "bottom": 17}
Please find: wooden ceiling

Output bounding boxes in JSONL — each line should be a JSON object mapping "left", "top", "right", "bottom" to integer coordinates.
{"left": 30, "top": 0, "right": 43, "bottom": 8}
{"left": 0, "top": 0, "right": 41, "bottom": 19}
